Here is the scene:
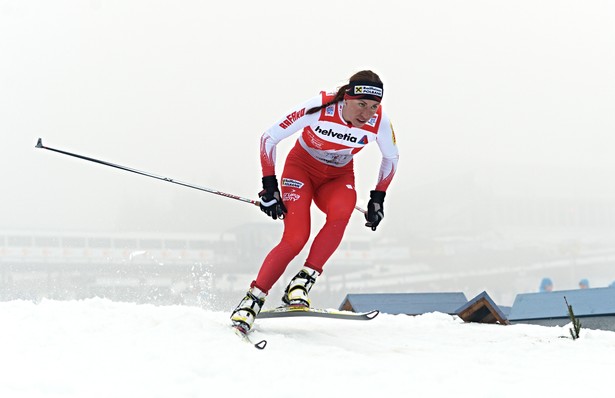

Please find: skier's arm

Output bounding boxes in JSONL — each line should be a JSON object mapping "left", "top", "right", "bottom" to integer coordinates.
{"left": 374, "top": 113, "right": 399, "bottom": 192}
{"left": 260, "top": 95, "right": 322, "bottom": 176}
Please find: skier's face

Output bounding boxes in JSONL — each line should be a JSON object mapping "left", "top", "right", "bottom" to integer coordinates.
{"left": 342, "top": 99, "right": 380, "bottom": 127}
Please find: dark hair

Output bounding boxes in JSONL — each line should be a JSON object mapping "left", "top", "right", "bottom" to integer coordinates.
{"left": 306, "top": 70, "right": 383, "bottom": 115}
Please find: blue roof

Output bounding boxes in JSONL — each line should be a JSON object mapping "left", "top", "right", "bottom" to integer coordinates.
{"left": 339, "top": 292, "right": 468, "bottom": 315}
{"left": 508, "top": 287, "right": 615, "bottom": 321}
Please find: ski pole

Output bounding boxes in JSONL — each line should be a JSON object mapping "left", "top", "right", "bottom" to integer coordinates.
{"left": 35, "top": 138, "right": 367, "bottom": 214}
{"left": 35, "top": 138, "right": 260, "bottom": 207}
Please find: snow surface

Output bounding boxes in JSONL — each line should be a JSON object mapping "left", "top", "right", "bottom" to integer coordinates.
{"left": 1, "top": 299, "right": 614, "bottom": 397}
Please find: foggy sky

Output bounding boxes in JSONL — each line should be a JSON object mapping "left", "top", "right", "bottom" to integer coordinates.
{"left": 2, "top": 0, "right": 614, "bottom": 237}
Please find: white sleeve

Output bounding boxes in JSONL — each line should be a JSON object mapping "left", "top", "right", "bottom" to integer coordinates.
{"left": 260, "top": 95, "right": 322, "bottom": 176}
{"left": 374, "top": 112, "right": 399, "bottom": 192}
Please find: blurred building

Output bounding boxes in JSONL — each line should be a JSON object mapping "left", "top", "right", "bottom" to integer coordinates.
{"left": 3, "top": 167, "right": 615, "bottom": 308}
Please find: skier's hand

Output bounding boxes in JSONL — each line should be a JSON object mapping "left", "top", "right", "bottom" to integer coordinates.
{"left": 365, "top": 190, "right": 385, "bottom": 231}
{"left": 259, "top": 175, "right": 287, "bottom": 220}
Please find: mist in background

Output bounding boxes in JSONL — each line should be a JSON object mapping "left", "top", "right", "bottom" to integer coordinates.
{"left": 2, "top": 0, "right": 614, "bottom": 307}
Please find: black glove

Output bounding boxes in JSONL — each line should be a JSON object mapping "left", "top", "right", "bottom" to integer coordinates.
{"left": 259, "top": 175, "right": 287, "bottom": 220}
{"left": 365, "top": 190, "right": 386, "bottom": 231}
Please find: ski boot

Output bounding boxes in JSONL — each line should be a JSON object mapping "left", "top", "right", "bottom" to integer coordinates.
{"left": 231, "top": 287, "right": 266, "bottom": 334}
{"left": 282, "top": 268, "right": 319, "bottom": 308}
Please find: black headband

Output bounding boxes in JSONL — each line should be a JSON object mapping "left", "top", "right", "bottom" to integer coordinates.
{"left": 344, "top": 80, "right": 384, "bottom": 102}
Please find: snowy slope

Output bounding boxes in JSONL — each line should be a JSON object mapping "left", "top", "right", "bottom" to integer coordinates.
{"left": 1, "top": 299, "right": 614, "bottom": 398}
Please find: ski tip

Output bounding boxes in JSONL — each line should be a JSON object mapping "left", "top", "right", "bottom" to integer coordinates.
{"left": 366, "top": 310, "right": 380, "bottom": 319}
{"left": 232, "top": 325, "right": 268, "bottom": 350}
{"left": 35, "top": 138, "right": 43, "bottom": 148}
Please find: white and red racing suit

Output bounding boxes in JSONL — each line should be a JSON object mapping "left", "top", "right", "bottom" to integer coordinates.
{"left": 252, "top": 91, "right": 399, "bottom": 293}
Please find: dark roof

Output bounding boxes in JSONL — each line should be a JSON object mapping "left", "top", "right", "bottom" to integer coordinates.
{"left": 339, "top": 292, "right": 468, "bottom": 315}
{"left": 455, "top": 291, "right": 510, "bottom": 325}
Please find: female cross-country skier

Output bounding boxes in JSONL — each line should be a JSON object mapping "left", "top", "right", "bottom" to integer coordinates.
{"left": 231, "top": 70, "right": 399, "bottom": 333}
